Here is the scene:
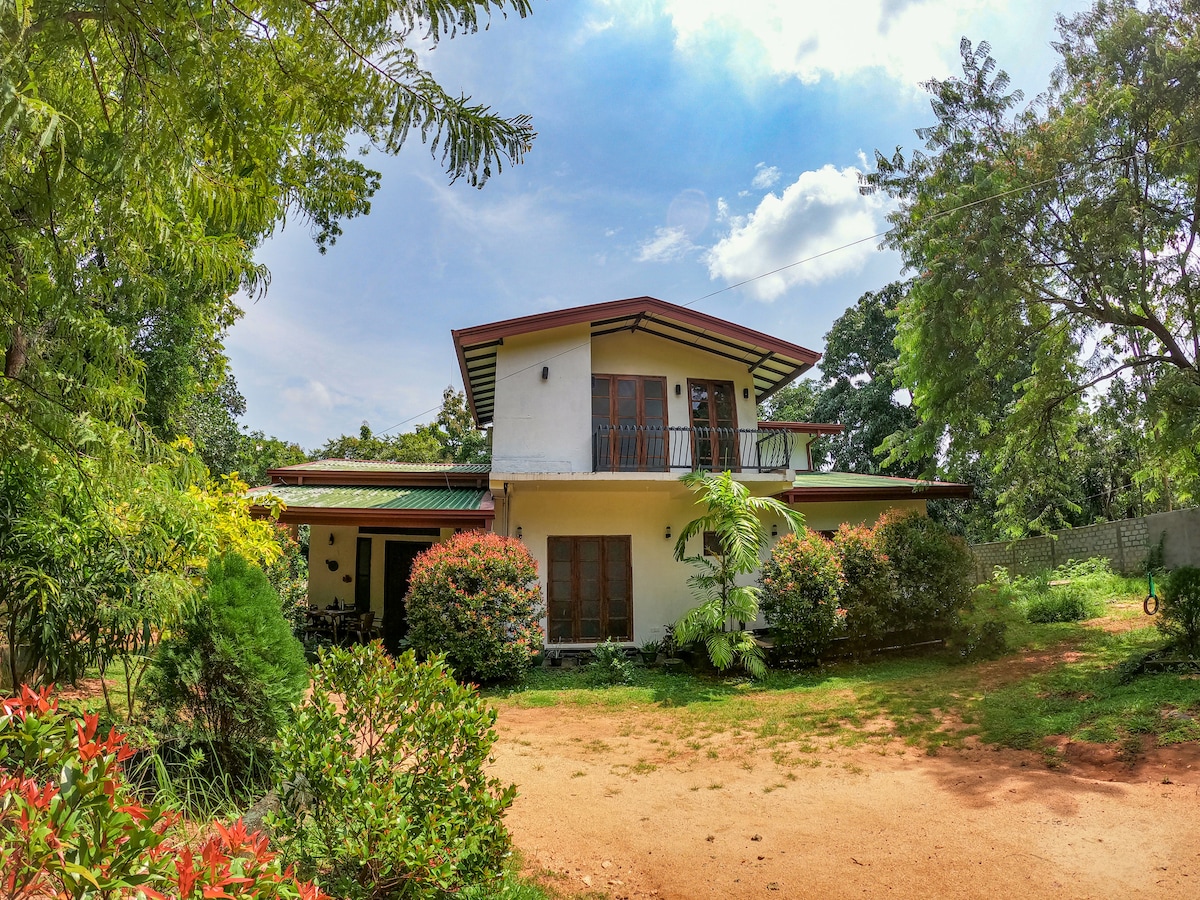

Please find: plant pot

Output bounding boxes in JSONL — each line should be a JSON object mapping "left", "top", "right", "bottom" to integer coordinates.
{"left": 640, "top": 651, "right": 658, "bottom": 666}
{"left": 662, "top": 658, "right": 685, "bottom": 675}
{"left": 548, "top": 654, "right": 563, "bottom": 668}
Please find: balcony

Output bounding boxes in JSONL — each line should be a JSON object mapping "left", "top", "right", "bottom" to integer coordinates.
{"left": 592, "top": 424, "right": 801, "bottom": 474}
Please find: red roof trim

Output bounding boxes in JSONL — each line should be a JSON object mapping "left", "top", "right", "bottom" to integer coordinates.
{"left": 778, "top": 482, "right": 974, "bottom": 503}
{"left": 757, "top": 421, "right": 846, "bottom": 435}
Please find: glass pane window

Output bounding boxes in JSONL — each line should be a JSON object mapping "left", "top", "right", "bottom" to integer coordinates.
{"left": 546, "top": 536, "right": 633, "bottom": 643}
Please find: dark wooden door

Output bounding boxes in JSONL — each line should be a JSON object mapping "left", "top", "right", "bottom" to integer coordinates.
{"left": 688, "top": 379, "right": 739, "bottom": 470}
{"left": 383, "top": 541, "right": 431, "bottom": 651}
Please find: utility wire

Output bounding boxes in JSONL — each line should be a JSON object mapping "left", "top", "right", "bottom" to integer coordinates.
{"left": 377, "top": 134, "right": 1200, "bottom": 437}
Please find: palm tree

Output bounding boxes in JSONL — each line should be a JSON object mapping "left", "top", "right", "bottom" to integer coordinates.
{"left": 673, "top": 471, "right": 804, "bottom": 677}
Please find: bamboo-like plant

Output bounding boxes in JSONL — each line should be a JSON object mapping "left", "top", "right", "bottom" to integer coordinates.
{"left": 673, "top": 471, "right": 804, "bottom": 676}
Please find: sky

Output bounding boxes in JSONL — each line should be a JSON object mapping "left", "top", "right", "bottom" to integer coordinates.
{"left": 225, "top": 0, "right": 1092, "bottom": 450}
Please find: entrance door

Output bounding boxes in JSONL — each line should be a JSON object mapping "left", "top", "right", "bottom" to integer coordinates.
{"left": 688, "top": 379, "right": 739, "bottom": 471}
{"left": 383, "top": 541, "right": 431, "bottom": 651}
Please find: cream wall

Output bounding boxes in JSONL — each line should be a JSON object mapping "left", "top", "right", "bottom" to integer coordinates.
{"left": 491, "top": 323, "right": 591, "bottom": 473}
{"left": 305, "top": 527, "right": 453, "bottom": 617}
{"left": 501, "top": 484, "right": 928, "bottom": 648}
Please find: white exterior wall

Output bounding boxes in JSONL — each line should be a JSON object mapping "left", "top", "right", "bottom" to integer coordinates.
{"left": 500, "top": 483, "right": 927, "bottom": 648}
{"left": 306, "top": 527, "right": 453, "bottom": 616}
{"left": 491, "top": 323, "right": 591, "bottom": 473}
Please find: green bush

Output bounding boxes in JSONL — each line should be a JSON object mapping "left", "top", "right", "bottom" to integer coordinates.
{"left": 405, "top": 531, "right": 544, "bottom": 685}
{"left": 1159, "top": 566, "right": 1200, "bottom": 650}
{"left": 874, "top": 510, "right": 973, "bottom": 635}
{"left": 760, "top": 531, "right": 844, "bottom": 660}
{"left": 270, "top": 643, "right": 515, "bottom": 900}
{"left": 145, "top": 552, "right": 307, "bottom": 775}
{"left": 831, "top": 524, "right": 892, "bottom": 648}
{"left": 1023, "top": 583, "right": 1100, "bottom": 623}
{"left": 587, "top": 640, "right": 635, "bottom": 685}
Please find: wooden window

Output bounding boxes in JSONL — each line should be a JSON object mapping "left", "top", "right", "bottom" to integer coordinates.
{"left": 592, "top": 375, "right": 668, "bottom": 471}
{"left": 354, "top": 537, "right": 372, "bottom": 611}
{"left": 702, "top": 531, "right": 723, "bottom": 557}
{"left": 688, "top": 379, "right": 740, "bottom": 471}
{"left": 547, "top": 536, "right": 632, "bottom": 643}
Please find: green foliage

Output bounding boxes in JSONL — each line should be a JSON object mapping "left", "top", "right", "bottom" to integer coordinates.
{"left": 405, "top": 532, "right": 544, "bottom": 684}
{"left": 1024, "top": 585, "right": 1100, "bottom": 624}
{"left": 673, "top": 471, "right": 805, "bottom": 677}
{"left": 271, "top": 644, "right": 516, "bottom": 900}
{"left": 1, "top": 685, "right": 324, "bottom": 900}
{"left": 866, "top": 2, "right": 1200, "bottom": 535}
{"left": 831, "top": 525, "right": 893, "bottom": 648}
{"left": 759, "top": 531, "right": 844, "bottom": 661}
{"left": 989, "top": 558, "right": 1138, "bottom": 627}
{"left": 1159, "top": 566, "right": 1200, "bottom": 650}
{"left": 587, "top": 640, "right": 636, "bottom": 686}
{"left": 146, "top": 552, "right": 307, "bottom": 773}
{"left": 874, "top": 510, "right": 973, "bottom": 634}
{"left": 236, "top": 432, "right": 309, "bottom": 487}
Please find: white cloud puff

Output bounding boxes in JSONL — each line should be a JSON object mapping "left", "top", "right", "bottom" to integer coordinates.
{"left": 706, "top": 165, "right": 887, "bottom": 300}
{"left": 751, "top": 163, "right": 781, "bottom": 190}
{"left": 637, "top": 225, "right": 696, "bottom": 263}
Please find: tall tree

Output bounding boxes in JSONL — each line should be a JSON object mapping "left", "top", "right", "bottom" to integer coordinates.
{"left": 866, "top": 0, "right": 1200, "bottom": 533}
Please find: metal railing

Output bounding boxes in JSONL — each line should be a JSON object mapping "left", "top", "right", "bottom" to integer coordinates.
{"left": 592, "top": 425, "right": 796, "bottom": 473}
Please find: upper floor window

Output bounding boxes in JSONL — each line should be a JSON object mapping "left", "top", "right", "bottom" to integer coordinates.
{"left": 689, "top": 379, "right": 740, "bottom": 471}
{"left": 592, "top": 374, "right": 668, "bottom": 471}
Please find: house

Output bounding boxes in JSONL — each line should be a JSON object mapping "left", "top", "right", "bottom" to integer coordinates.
{"left": 251, "top": 296, "right": 971, "bottom": 649}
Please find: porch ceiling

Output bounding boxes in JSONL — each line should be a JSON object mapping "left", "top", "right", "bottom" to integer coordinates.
{"left": 452, "top": 296, "right": 821, "bottom": 427}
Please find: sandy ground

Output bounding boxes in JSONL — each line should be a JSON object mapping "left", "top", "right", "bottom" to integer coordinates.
{"left": 492, "top": 705, "right": 1200, "bottom": 900}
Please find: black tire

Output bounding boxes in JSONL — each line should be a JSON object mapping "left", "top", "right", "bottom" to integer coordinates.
{"left": 1144, "top": 594, "right": 1160, "bottom": 616}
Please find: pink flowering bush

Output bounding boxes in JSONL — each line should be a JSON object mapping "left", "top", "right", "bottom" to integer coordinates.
{"left": 832, "top": 524, "right": 893, "bottom": 649}
{"left": 405, "top": 531, "right": 544, "bottom": 684}
{"left": 759, "top": 531, "right": 845, "bottom": 661}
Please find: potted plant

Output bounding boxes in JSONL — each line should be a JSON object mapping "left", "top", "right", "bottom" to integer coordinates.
{"left": 639, "top": 639, "right": 661, "bottom": 666}
{"left": 546, "top": 648, "right": 563, "bottom": 668}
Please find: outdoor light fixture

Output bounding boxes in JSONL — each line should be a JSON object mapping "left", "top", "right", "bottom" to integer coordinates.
{"left": 328, "top": 533, "right": 335, "bottom": 545}
{"left": 743, "top": 387, "right": 750, "bottom": 399}
{"left": 516, "top": 526, "right": 523, "bottom": 539}
{"left": 665, "top": 525, "right": 672, "bottom": 540}
{"left": 541, "top": 366, "right": 549, "bottom": 380}
{"left": 771, "top": 523, "right": 778, "bottom": 538}
{"left": 675, "top": 384, "right": 682, "bottom": 396}
{"left": 325, "top": 559, "right": 339, "bottom": 572}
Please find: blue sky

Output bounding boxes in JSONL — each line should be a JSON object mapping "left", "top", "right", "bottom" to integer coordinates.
{"left": 226, "top": 0, "right": 1090, "bottom": 450}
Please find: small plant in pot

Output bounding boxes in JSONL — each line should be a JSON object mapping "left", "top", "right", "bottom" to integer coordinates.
{"left": 546, "top": 648, "right": 563, "bottom": 667}
{"left": 639, "top": 639, "right": 661, "bottom": 666}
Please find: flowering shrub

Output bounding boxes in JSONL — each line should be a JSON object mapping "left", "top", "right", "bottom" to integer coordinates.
{"left": 832, "top": 524, "right": 892, "bottom": 649}
{"left": 270, "top": 643, "right": 515, "bottom": 900}
{"left": 874, "top": 510, "right": 972, "bottom": 634}
{"left": 405, "top": 531, "right": 544, "bottom": 684}
{"left": 0, "top": 685, "right": 324, "bottom": 900}
{"left": 759, "top": 531, "right": 845, "bottom": 661}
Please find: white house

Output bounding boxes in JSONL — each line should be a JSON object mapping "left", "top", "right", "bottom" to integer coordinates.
{"left": 252, "top": 296, "right": 970, "bottom": 649}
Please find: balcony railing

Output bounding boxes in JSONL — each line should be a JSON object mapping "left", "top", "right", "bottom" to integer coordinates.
{"left": 592, "top": 425, "right": 798, "bottom": 474}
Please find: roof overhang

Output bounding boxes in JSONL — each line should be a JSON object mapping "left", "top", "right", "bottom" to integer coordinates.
{"left": 757, "top": 421, "right": 845, "bottom": 435}
{"left": 452, "top": 296, "right": 822, "bottom": 427}
{"left": 260, "top": 506, "right": 495, "bottom": 529}
{"left": 248, "top": 485, "right": 495, "bottom": 529}
{"left": 779, "top": 475, "right": 974, "bottom": 504}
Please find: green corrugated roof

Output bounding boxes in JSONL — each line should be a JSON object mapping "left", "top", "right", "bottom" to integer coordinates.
{"left": 251, "top": 484, "right": 488, "bottom": 511}
{"left": 791, "top": 472, "right": 948, "bottom": 489}
{"left": 276, "top": 460, "right": 490, "bottom": 474}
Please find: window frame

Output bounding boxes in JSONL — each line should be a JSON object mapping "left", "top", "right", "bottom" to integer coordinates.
{"left": 546, "top": 535, "right": 633, "bottom": 643}
{"left": 591, "top": 374, "right": 669, "bottom": 472}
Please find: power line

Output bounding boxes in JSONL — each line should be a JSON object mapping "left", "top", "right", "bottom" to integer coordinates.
{"left": 377, "top": 134, "right": 1200, "bottom": 436}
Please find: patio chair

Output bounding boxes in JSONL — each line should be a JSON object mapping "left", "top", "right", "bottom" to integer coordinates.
{"left": 353, "top": 611, "right": 380, "bottom": 644}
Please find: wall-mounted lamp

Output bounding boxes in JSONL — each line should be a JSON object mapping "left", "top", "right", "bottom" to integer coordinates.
{"left": 325, "top": 559, "right": 339, "bottom": 572}
{"left": 516, "top": 526, "right": 523, "bottom": 539}
{"left": 341, "top": 574, "right": 352, "bottom": 583}
{"left": 328, "top": 533, "right": 335, "bottom": 546}
{"left": 664, "top": 525, "right": 672, "bottom": 540}
{"left": 771, "top": 523, "right": 778, "bottom": 538}
{"left": 675, "top": 383, "right": 682, "bottom": 396}
{"left": 541, "top": 366, "right": 549, "bottom": 380}
{"left": 743, "top": 387, "right": 750, "bottom": 399}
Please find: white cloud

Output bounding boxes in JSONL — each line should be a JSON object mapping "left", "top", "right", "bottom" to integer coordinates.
{"left": 637, "top": 225, "right": 696, "bottom": 263}
{"left": 751, "top": 163, "right": 781, "bottom": 190}
{"left": 595, "top": 0, "right": 1012, "bottom": 87}
{"left": 706, "top": 164, "right": 887, "bottom": 300}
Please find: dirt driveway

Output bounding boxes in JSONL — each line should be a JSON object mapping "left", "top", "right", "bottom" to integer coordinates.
{"left": 491, "top": 705, "right": 1200, "bottom": 900}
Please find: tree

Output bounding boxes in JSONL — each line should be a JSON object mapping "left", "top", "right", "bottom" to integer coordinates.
{"left": 314, "top": 421, "right": 445, "bottom": 463}
{"left": 236, "top": 432, "right": 308, "bottom": 487}
{"left": 672, "top": 471, "right": 804, "bottom": 677}
{"left": 866, "top": 1, "right": 1200, "bottom": 532}
{"left": 435, "top": 386, "right": 490, "bottom": 463}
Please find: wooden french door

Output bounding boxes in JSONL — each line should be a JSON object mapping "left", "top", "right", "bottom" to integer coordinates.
{"left": 688, "top": 379, "right": 740, "bottom": 470}
{"left": 382, "top": 541, "right": 430, "bottom": 651}
{"left": 591, "top": 375, "right": 668, "bottom": 471}
{"left": 547, "top": 536, "right": 632, "bottom": 643}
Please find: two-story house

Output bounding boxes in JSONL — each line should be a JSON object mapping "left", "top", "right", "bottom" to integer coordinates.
{"left": 252, "top": 296, "right": 970, "bottom": 650}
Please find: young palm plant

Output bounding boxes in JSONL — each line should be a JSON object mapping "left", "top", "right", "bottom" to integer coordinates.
{"left": 673, "top": 471, "right": 804, "bottom": 677}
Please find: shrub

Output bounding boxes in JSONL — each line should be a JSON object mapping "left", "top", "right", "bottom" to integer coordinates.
{"left": 874, "top": 510, "right": 973, "bottom": 635}
{"left": 587, "top": 640, "right": 635, "bottom": 685}
{"left": 0, "top": 685, "right": 324, "bottom": 900}
{"left": 831, "top": 524, "right": 892, "bottom": 649}
{"left": 760, "top": 531, "right": 844, "bottom": 661}
{"left": 405, "top": 531, "right": 544, "bottom": 684}
{"left": 145, "top": 552, "right": 307, "bottom": 775}
{"left": 1159, "top": 566, "right": 1200, "bottom": 650}
{"left": 1023, "top": 584, "right": 1100, "bottom": 623}
{"left": 270, "top": 643, "right": 515, "bottom": 900}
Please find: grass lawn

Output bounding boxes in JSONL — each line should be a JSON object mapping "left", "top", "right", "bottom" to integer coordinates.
{"left": 489, "top": 575, "right": 1200, "bottom": 760}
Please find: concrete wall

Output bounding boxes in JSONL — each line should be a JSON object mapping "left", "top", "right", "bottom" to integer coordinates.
{"left": 969, "top": 507, "right": 1200, "bottom": 584}
{"left": 492, "top": 323, "right": 592, "bottom": 473}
